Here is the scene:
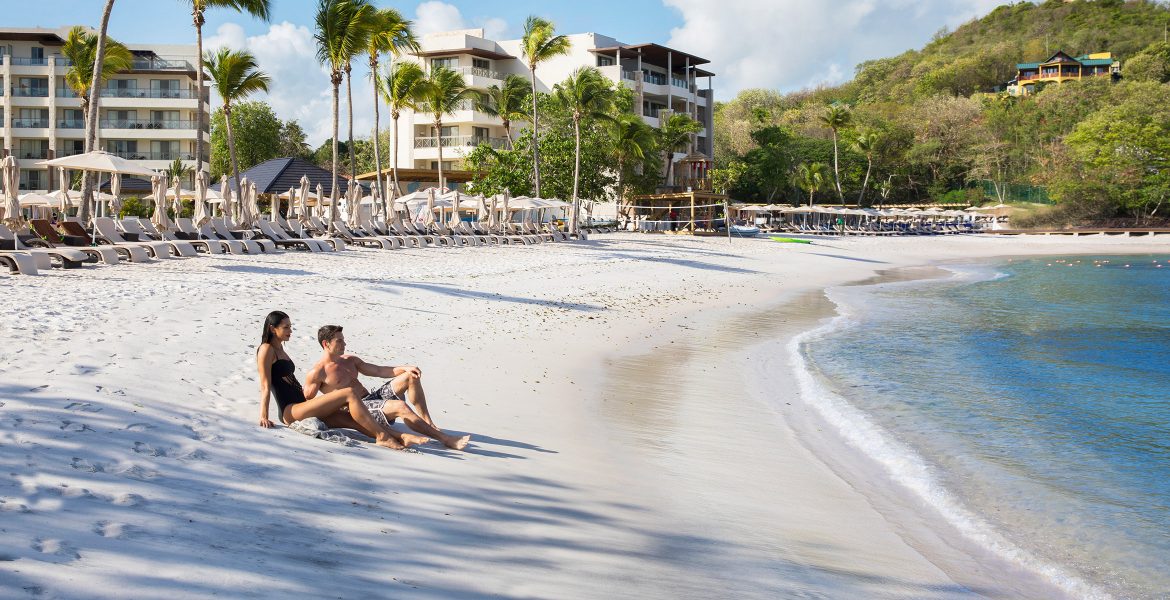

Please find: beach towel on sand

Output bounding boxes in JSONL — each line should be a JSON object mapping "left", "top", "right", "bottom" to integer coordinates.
{"left": 288, "top": 417, "right": 365, "bottom": 447}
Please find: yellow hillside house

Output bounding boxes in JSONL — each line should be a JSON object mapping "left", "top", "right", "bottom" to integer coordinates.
{"left": 1006, "top": 51, "right": 1120, "bottom": 96}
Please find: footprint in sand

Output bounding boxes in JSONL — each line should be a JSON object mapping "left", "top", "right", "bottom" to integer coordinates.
{"left": 0, "top": 498, "right": 31, "bottom": 513}
{"left": 111, "top": 493, "right": 144, "bottom": 507}
{"left": 28, "top": 384, "right": 48, "bottom": 392}
{"left": 70, "top": 458, "right": 103, "bottom": 473}
{"left": 31, "top": 538, "right": 80, "bottom": 562}
{"left": 59, "top": 421, "right": 94, "bottom": 433}
{"left": 124, "top": 423, "right": 154, "bottom": 431}
{"left": 132, "top": 442, "right": 163, "bottom": 457}
{"left": 64, "top": 402, "right": 102, "bottom": 413}
{"left": 93, "top": 521, "right": 137, "bottom": 539}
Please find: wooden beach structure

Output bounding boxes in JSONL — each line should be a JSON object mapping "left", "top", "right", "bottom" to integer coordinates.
{"left": 626, "top": 190, "right": 728, "bottom": 234}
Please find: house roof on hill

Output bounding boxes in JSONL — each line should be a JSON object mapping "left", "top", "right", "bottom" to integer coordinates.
{"left": 210, "top": 157, "right": 360, "bottom": 196}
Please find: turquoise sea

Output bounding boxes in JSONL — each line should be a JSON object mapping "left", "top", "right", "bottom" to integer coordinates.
{"left": 799, "top": 255, "right": 1170, "bottom": 599}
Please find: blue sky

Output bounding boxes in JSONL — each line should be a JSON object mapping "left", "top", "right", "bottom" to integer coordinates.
{"left": 6, "top": 1, "right": 1005, "bottom": 144}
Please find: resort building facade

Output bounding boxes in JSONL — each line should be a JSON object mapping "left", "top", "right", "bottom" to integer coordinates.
{"left": 392, "top": 29, "right": 714, "bottom": 190}
{"left": 1006, "top": 50, "right": 1120, "bottom": 96}
{"left": 0, "top": 28, "right": 208, "bottom": 192}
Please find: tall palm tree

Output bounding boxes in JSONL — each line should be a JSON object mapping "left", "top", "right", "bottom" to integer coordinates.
{"left": 792, "top": 162, "right": 832, "bottom": 207}
{"left": 79, "top": 0, "right": 117, "bottom": 225}
{"left": 476, "top": 74, "right": 529, "bottom": 150}
{"left": 380, "top": 61, "right": 426, "bottom": 199}
{"left": 415, "top": 66, "right": 479, "bottom": 193}
{"left": 204, "top": 47, "right": 270, "bottom": 201}
{"left": 315, "top": 0, "right": 373, "bottom": 232}
{"left": 341, "top": 0, "right": 374, "bottom": 184}
{"left": 657, "top": 112, "right": 702, "bottom": 187}
{"left": 553, "top": 67, "right": 614, "bottom": 234}
{"left": 520, "top": 16, "right": 571, "bottom": 197}
{"left": 186, "top": 0, "right": 272, "bottom": 177}
{"left": 608, "top": 113, "right": 656, "bottom": 218}
{"left": 819, "top": 103, "right": 852, "bottom": 202}
{"left": 852, "top": 130, "right": 879, "bottom": 206}
{"left": 62, "top": 27, "right": 133, "bottom": 131}
{"left": 364, "top": 7, "right": 417, "bottom": 206}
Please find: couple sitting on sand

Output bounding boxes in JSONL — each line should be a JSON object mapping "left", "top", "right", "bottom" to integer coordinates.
{"left": 255, "top": 311, "right": 470, "bottom": 451}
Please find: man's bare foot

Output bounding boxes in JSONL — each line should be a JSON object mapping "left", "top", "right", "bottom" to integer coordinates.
{"left": 443, "top": 434, "right": 471, "bottom": 451}
{"left": 375, "top": 435, "right": 405, "bottom": 450}
{"left": 401, "top": 433, "right": 429, "bottom": 447}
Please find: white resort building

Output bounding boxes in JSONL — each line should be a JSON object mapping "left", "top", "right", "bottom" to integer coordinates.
{"left": 0, "top": 28, "right": 208, "bottom": 192}
{"left": 393, "top": 29, "right": 714, "bottom": 187}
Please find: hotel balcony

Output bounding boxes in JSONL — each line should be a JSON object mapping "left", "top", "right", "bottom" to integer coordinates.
{"left": 99, "top": 88, "right": 200, "bottom": 109}
{"left": 412, "top": 135, "right": 507, "bottom": 160}
{"left": 97, "top": 119, "right": 199, "bottom": 139}
{"left": 450, "top": 66, "right": 506, "bottom": 88}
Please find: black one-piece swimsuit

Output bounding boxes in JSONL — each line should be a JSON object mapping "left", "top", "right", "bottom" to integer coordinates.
{"left": 271, "top": 358, "right": 305, "bottom": 417}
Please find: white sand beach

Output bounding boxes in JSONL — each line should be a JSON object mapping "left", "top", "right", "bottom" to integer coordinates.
{"left": 1, "top": 233, "right": 1165, "bottom": 599}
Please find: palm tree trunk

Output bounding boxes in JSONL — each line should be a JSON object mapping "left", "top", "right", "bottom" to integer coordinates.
{"left": 809, "top": 189, "right": 814, "bottom": 207}
{"left": 858, "top": 157, "right": 872, "bottom": 206}
{"left": 503, "top": 120, "right": 513, "bottom": 150}
{"left": 616, "top": 157, "right": 625, "bottom": 227}
{"left": 570, "top": 117, "right": 581, "bottom": 235}
{"left": 224, "top": 104, "right": 243, "bottom": 220}
{"left": 831, "top": 132, "right": 843, "bottom": 202}
{"left": 392, "top": 114, "right": 401, "bottom": 199}
{"left": 529, "top": 66, "right": 541, "bottom": 196}
{"left": 80, "top": 0, "right": 115, "bottom": 225}
{"left": 330, "top": 77, "right": 340, "bottom": 233}
{"left": 194, "top": 9, "right": 206, "bottom": 177}
{"left": 346, "top": 67, "right": 355, "bottom": 181}
{"left": 436, "top": 117, "right": 444, "bottom": 193}
{"left": 370, "top": 58, "right": 384, "bottom": 215}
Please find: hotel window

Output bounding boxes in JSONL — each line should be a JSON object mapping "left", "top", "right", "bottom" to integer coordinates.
{"left": 18, "top": 108, "right": 49, "bottom": 127}
{"left": 20, "top": 169, "right": 46, "bottom": 191}
{"left": 429, "top": 161, "right": 454, "bottom": 170}
{"left": 432, "top": 125, "right": 457, "bottom": 139}
{"left": 30, "top": 47, "right": 43, "bottom": 60}
{"left": 107, "top": 79, "right": 137, "bottom": 97}
{"left": 152, "top": 141, "right": 179, "bottom": 160}
{"left": 18, "top": 139, "right": 49, "bottom": 159}
{"left": 431, "top": 57, "right": 457, "bottom": 70}
{"left": 105, "top": 140, "right": 139, "bottom": 157}
{"left": 597, "top": 56, "right": 614, "bottom": 67}
{"left": 472, "top": 127, "right": 489, "bottom": 143}
{"left": 151, "top": 110, "right": 180, "bottom": 126}
{"left": 151, "top": 79, "right": 180, "bottom": 98}
{"left": 472, "top": 58, "right": 490, "bottom": 70}
{"left": 17, "top": 77, "right": 48, "bottom": 94}
{"left": 59, "top": 139, "right": 84, "bottom": 156}
{"left": 108, "top": 110, "right": 136, "bottom": 127}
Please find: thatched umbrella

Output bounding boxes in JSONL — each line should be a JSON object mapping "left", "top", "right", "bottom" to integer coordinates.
{"left": 193, "top": 171, "right": 209, "bottom": 226}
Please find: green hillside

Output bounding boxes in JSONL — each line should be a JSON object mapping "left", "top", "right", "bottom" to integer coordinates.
{"left": 715, "top": 0, "right": 1170, "bottom": 225}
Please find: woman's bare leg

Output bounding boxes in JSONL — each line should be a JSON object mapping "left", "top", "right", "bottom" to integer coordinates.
{"left": 391, "top": 372, "right": 436, "bottom": 427}
{"left": 286, "top": 388, "right": 408, "bottom": 450}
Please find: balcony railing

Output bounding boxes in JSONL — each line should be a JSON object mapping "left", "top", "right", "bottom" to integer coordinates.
{"left": 17, "top": 150, "right": 50, "bottom": 159}
{"left": 622, "top": 70, "right": 636, "bottom": 81}
{"left": 58, "top": 147, "right": 86, "bottom": 157}
{"left": 452, "top": 65, "right": 505, "bottom": 81}
{"left": 56, "top": 88, "right": 80, "bottom": 98}
{"left": 10, "top": 87, "right": 50, "bottom": 97}
{"left": 58, "top": 119, "right": 86, "bottom": 129}
{"left": 12, "top": 119, "right": 50, "bottom": 128}
{"left": 132, "top": 58, "right": 194, "bottom": 71}
{"left": 106, "top": 150, "right": 193, "bottom": 161}
{"left": 414, "top": 135, "right": 508, "bottom": 149}
{"left": 100, "top": 119, "right": 196, "bottom": 130}
{"left": 9, "top": 57, "right": 48, "bottom": 66}
{"left": 100, "top": 88, "right": 197, "bottom": 99}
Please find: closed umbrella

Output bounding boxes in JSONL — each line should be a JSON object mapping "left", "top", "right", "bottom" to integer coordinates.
{"left": 170, "top": 176, "right": 183, "bottom": 219}
{"left": 57, "top": 167, "right": 72, "bottom": 213}
{"left": 220, "top": 177, "right": 233, "bottom": 222}
{"left": 488, "top": 195, "right": 499, "bottom": 229}
{"left": 424, "top": 187, "right": 436, "bottom": 227}
{"left": 193, "top": 171, "right": 209, "bottom": 226}
{"left": 502, "top": 190, "right": 511, "bottom": 226}
{"left": 315, "top": 184, "right": 324, "bottom": 219}
{"left": 236, "top": 177, "right": 250, "bottom": 226}
{"left": 1, "top": 156, "right": 20, "bottom": 227}
{"left": 296, "top": 176, "right": 310, "bottom": 221}
{"left": 151, "top": 175, "right": 171, "bottom": 230}
{"left": 245, "top": 180, "right": 260, "bottom": 227}
{"left": 108, "top": 173, "right": 123, "bottom": 217}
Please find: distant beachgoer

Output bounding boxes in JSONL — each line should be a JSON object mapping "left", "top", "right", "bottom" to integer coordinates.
{"left": 255, "top": 311, "right": 420, "bottom": 450}
{"left": 304, "top": 325, "right": 470, "bottom": 451}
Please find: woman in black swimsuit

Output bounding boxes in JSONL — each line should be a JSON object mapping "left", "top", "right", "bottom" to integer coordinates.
{"left": 255, "top": 311, "right": 408, "bottom": 449}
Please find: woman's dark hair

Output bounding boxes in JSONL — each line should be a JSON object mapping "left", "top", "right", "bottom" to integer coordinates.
{"left": 261, "top": 311, "right": 290, "bottom": 346}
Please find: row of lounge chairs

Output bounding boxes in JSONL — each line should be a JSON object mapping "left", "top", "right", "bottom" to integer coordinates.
{"left": 768, "top": 220, "right": 980, "bottom": 236}
{"left": 0, "top": 212, "right": 592, "bottom": 275}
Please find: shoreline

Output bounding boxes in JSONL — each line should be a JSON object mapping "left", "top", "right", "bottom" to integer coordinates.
{"left": 2, "top": 234, "right": 1168, "bottom": 598}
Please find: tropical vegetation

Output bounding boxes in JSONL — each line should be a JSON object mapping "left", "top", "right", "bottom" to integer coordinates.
{"left": 204, "top": 47, "right": 271, "bottom": 198}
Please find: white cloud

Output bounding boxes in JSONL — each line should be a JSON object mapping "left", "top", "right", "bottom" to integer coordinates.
{"left": 415, "top": 1, "right": 466, "bottom": 35}
{"left": 203, "top": 21, "right": 376, "bottom": 148}
{"left": 664, "top": 0, "right": 1004, "bottom": 100}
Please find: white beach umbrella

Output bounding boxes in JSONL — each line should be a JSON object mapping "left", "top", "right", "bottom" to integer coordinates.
{"left": 424, "top": 187, "right": 436, "bottom": 226}
{"left": 488, "top": 195, "right": 499, "bottom": 228}
{"left": 315, "top": 184, "right": 324, "bottom": 217}
{"left": 193, "top": 171, "right": 209, "bottom": 226}
{"left": 107, "top": 173, "right": 123, "bottom": 217}
{"left": 151, "top": 175, "right": 171, "bottom": 230}
{"left": 170, "top": 176, "right": 183, "bottom": 219}
{"left": 296, "top": 175, "right": 310, "bottom": 219}
{"left": 247, "top": 181, "right": 260, "bottom": 227}
{"left": 56, "top": 167, "right": 72, "bottom": 212}
{"left": 220, "top": 177, "right": 233, "bottom": 221}
{"left": 1, "top": 156, "right": 20, "bottom": 227}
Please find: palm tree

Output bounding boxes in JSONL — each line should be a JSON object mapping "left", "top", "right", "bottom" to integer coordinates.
{"left": 62, "top": 27, "right": 133, "bottom": 131}
{"left": 607, "top": 112, "right": 656, "bottom": 225}
{"left": 819, "top": 103, "right": 852, "bottom": 202}
{"left": 520, "top": 16, "right": 571, "bottom": 196}
{"left": 476, "top": 74, "right": 529, "bottom": 150}
{"left": 75, "top": 0, "right": 117, "bottom": 224}
{"left": 363, "top": 7, "right": 417, "bottom": 206}
{"left": 163, "top": 158, "right": 194, "bottom": 183}
{"left": 657, "top": 112, "right": 702, "bottom": 188}
{"left": 792, "top": 162, "right": 832, "bottom": 207}
{"left": 553, "top": 67, "right": 614, "bottom": 234}
{"left": 380, "top": 61, "right": 426, "bottom": 199}
{"left": 852, "top": 130, "right": 879, "bottom": 206}
{"left": 186, "top": 0, "right": 272, "bottom": 177}
{"left": 415, "top": 66, "right": 479, "bottom": 193}
{"left": 204, "top": 47, "right": 270, "bottom": 201}
{"left": 340, "top": 0, "right": 374, "bottom": 184}
{"left": 315, "top": 0, "right": 373, "bottom": 232}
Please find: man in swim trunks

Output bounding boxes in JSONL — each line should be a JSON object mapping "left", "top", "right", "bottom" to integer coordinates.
{"left": 303, "top": 325, "right": 470, "bottom": 451}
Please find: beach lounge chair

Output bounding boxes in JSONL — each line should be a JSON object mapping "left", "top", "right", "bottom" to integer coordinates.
{"left": 119, "top": 219, "right": 199, "bottom": 257}
{"left": 0, "top": 250, "right": 39, "bottom": 275}
{"left": 356, "top": 217, "right": 406, "bottom": 249}
{"left": 212, "top": 218, "right": 275, "bottom": 253}
{"left": 58, "top": 221, "right": 151, "bottom": 262}
{"left": 382, "top": 220, "right": 436, "bottom": 248}
{"left": 199, "top": 221, "right": 256, "bottom": 253}
{"left": 94, "top": 217, "right": 174, "bottom": 259}
{"left": 137, "top": 218, "right": 223, "bottom": 254}
{"left": 256, "top": 220, "right": 327, "bottom": 252}
{"left": 453, "top": 221, "right": 499, "bottom": 245}
{"left": 433, "top": 221, "right": 478, "bottom": 247}
{"left": 330, "top": 220, "right": 399, "bottom": 250}
{"left": 287, "top": 219, "right": 346, "bottom": 251}
{"left": 0, "top": 224, "right": 87, "bottom": 269}
{"left": 29, "top": 220, "right": 120, "bottom": 265}
{"left": 176, "top": 218, "right": 240, "bottom": 253}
